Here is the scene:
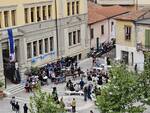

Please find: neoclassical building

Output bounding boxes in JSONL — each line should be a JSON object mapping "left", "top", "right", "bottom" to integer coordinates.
{"left": 0, "top": 0, "right": 88, "bottom": 83}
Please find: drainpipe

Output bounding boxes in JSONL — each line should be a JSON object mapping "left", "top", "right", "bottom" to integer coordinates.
{"left": 55, "top": 0, "right": 59, "bottom": 59}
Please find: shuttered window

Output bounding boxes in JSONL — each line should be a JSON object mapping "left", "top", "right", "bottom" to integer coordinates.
{"left": 145, "top": 30, "right": 150, "bottom": 49}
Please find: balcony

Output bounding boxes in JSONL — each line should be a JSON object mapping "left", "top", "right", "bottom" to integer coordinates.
{"left": 97, "top": 0, "right": 135, "bottom": 5}
{"left": 137, "top": 43, "right": 150, "bottom": 52}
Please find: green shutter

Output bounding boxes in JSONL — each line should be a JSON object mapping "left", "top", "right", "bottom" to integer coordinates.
{"left": 145, "top": 30, "right": 150, "bottom": 48}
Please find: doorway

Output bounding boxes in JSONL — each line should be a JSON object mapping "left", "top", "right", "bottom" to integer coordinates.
{"left": 121, "top": 51, "right": 129, "bottom": 64}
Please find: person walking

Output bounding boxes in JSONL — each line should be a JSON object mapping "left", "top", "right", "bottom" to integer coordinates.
{"left": 71, "top": 98, "right": 76, "bottom": 113}
{"left": 10, "top": 96, "right": 16, "bottom": 111}
{"left": 15, "top": 102, "right": 20, "bottom": 113}
{"left": 23, "top": 103, "right": 28, "bottom": 113}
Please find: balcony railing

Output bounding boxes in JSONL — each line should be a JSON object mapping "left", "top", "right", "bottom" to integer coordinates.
{"left": 97, "top": 0, "right": 135, "bottom": 5}
{"left": 137, "top": 43, "right": 150, "bottom": 52}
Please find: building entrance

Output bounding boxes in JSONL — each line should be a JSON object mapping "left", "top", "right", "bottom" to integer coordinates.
{"left": 2, "top": 41, "right": 20, "bottom": 86}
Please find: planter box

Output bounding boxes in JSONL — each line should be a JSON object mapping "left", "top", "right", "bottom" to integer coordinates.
{"left": 0, "top": 90, "right": 6, "bottom": 98}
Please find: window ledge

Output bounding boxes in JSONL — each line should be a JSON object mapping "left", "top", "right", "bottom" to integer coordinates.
{"left": 68, "top": 43, "right": 81, "bottom": 49}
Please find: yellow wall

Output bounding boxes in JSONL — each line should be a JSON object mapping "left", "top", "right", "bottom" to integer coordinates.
{"left": 116, "top": 20, "right": 136, "bottom": 47}
{"left": 0, "top": 0, "right": 87, "bottom": 27}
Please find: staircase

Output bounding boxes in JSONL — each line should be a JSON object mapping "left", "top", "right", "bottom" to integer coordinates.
{"left": 4, "top": 84, "right": 25, "bottom": 96}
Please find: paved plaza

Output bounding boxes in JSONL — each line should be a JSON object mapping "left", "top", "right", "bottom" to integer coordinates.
{"left": 0, "top": 58, "right": 150, "bottom": 113}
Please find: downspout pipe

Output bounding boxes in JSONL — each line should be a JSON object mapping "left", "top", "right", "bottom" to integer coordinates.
{"left": 55, "top": 0, "right": 59, "bottom": 59}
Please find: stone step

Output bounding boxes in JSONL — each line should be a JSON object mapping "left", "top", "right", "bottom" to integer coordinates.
{"left": 4, "top": 84, "right": 24, "bottom": 96}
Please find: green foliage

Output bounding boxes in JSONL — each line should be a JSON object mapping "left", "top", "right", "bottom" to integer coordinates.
{"left": 31, "top": 67, "right": 40, "bottom": 75}
{"left": 96, "top": 64, "right": 145, "bottom": 113}
{"left": 138, "top": 55, "right": 150, "bottom": 105}
{"left": 30, "top": 88, "right": 65, "bottom": 113}
{"left": 0, "top": 80, "right": 4, "bottom": 88}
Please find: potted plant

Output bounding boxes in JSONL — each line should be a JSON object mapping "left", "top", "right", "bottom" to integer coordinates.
{"left": 0, "top": 80, "right": 5, "bottom": 98}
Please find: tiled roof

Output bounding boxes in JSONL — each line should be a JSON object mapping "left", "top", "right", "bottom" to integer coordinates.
{"left": 136, "top": 18, "right": 150, "bottom": 25}
{"left": 114, "top": 10, "right": 148, "bottom": 21}
{"left": 88, "top": 2, "right": 129, "bottom": 24}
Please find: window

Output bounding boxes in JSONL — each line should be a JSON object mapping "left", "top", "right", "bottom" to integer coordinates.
{"left": 73, "top": 31, "right": 76, "bottom": 44}
{"left": 124, "top": 26, "right": 131, "bottom": 40}
{"left": 72, "top": 2, "right": 75, "bottom": 15}
{"left": 101, "top": 25, "right": 104, "bottom": 35}
{"left": 76, "top": 1, "right": 80, "bottom": 14}
{"left": 48, "top": 5, "right": 52, "bottom": 19}
{"left": 50, "top": 37, "right": 54, "bottom": 51}
{"left": 67, "top": 2, "right": 70, "bottom": 16}
{"left": 79, "top": 54, "right": 82, "bottom": 60}
{"left": 31, "top": 7, "right": 35, "bottom": 22}
{"left": 44, "top": 38, "right": 48, "bottom": 53}
{"left": 43, "top": 6, "right": 46, "bottom": 20}
{"left": 69, "top": 32, "right": 72, "bottom": 46}
{"left": 11, "top": 10, "right": 16, "bottom": 26}
{"left": 33, "top": 41, "right": 37, "bottom": 57}
{"left": 24, "top": 8, "right": 28, "bottom": 23}
{"left": 39, "top": 40, "right": 43, "bottom": 54}
{"left": 27, "top": 43, "right": 32, "bottom": 59}
{"left": 145, "top": 29, "right": 150, "bottom": 49}
{"left": 0, "top": 12, "right": 2, "bottom": 28}
{"left": 77, "top": 30, "right": 81, "bottom": 43}
{"left": 121, "top": 51, "right": 129, "bottom": 64}
{"left": 4, "top": 11, "right": 9, "bottom": 27}
{"left": 90, "top": 28, "right": 94, "bottom": 39}
{"left": 37, "top": 7, "right": 41, "bottom": 21}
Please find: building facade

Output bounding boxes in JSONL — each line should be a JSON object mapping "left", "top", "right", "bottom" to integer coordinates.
{"left": 115, "top": 11, "right": 150, "bottom": 71}
{"left": 0, "top": 0, "right": 88, "bottom": 83}
{"left": 88, "top": 2, "right": 129, "bottom": 49}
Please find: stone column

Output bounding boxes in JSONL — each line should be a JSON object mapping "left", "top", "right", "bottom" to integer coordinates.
{"left": 28, "top": 8, "right": 31, "bottom": 23}
{"left": 40, "top": 6, "right": 43, "bottom": 21}
{"left": 1, "top": 11, "right": 5, "bottom": 28}
{"left": 37, "top": 40, "right": 39, "bottom": 56}
{"left": 18, "top": 37, "right": 27, "bottom": 80}
{"left": 31, "top": 42, "right": 33, "bottom": 58}
{"left": 42, "top": 39, "right": 45, "bottom": 54}
{"left": 8, "top": 10, "right": 12, "bottom": 27}
{"left": 0, "top": 42, "right": 4, "bottom": 82}
{"left": 46, "top": 5, "right": 49, "bottom": 20}
{"left": 34, "top": 7, "right": 37, "bottom": 22}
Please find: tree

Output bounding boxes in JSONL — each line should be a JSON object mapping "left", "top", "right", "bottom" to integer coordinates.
{"left": 138, "top": 52, "right": 150, "bottom": 105}
{"left": 30, "top": 87, "right": 65, "bottom": 113}
{"left": 96, "top": 64, "right": 145, "bottom": 113}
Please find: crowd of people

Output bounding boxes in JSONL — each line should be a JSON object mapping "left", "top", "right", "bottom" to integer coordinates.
{"left": 24, "top": 57, "right": 82, "bottom": 93}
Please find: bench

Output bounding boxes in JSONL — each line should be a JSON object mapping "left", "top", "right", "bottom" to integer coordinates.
{"left": 65, "top": 91, "right": 84, "bottom": 96}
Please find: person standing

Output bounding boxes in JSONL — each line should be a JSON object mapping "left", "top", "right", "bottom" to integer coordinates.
{"left": 84, "top": 86, "right": 88, "bottom": 101}
{"left": 60, "top": 97, "right": 65, "bottom": 109}
{"left": 10, "top": 96, "right": 16, "bottom": 111}
{"left": 79, "top": 78, "right": 84, "bottom": 90}
{"left": 71, "top": 98, "right": 76, "bottom": 113}
{"left": 15, "top": 102, "right": 20, "bottom": 113}
{"left": 90, "top": 110, "right": 94, "bottom": 113}
{"left": 87, "top": 85, "right": 92, "bottom": 100}
{"left": 23, "top": 103, "right": 28, "bottom": 113}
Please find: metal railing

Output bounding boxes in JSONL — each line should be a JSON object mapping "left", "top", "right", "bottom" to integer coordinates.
{"left": 137, "top": 43, "right": 150, "bottom": 52}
